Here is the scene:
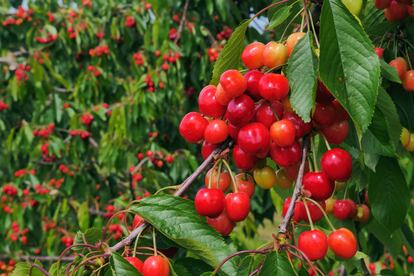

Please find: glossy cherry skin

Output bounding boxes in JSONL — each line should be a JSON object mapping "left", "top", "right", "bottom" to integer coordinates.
{"left": 255, "top": 103, "right": 277, "bottom": 128}
{"left": 263, "top": 42, "right": 288, "bottom": 69}
{"left": 282, "top": 197, "right": 305, "bottom": 222}
{"left": 142, "top": 255, "right": 170, "bottom": 276}
{"left": 389, "top": 57, "right": 408, "bottom": 80}
{"left": 179, "top": 112, "right": 208, "bottom": 143}
{"left": 270, "top": 119, "right": 296, "bottom": 147}
{"left": 286, "top": 32, "right": 306, "bottom": 56}
{"left": 219, "top": 69, "right": 247, "bottom": 99}
{"left": 302, "top": 172, "right": 334, "bottom": 201}
{"left": 204, "top": 119, "right": 228, "bottom": 144}
{"left": 313, "top": 102, "right": 337, "bottom": 127}
{"left": 232, "top": 144, "right": 257, "bottom": 170}
{"left": 205, "top": 168, "right": 231, "bottom": 192}
{"left": 387, "top": 0, "right": 407, "bottom": 21}
{"left": 253, "top": 166, "right": 277, "bottom": 189}
{"left": 215, "top": 84, "right": 232, "bottom": 106}
{"left": 321, "top": 148, "right": 353, "bottom": 181}
{"left": 298, "top": 230, "right": 328, "bottom": 261}
{"left": 235, "top": 173, "right": 255, "bottom": 197}
{"left": 302, "top": 200, "right": 325, "bottom": 223}
{"left": 403, "top": 70, "right": 414, "bottom": 92}
{"left": 241, "top": 42, "right": 265, "bottom": 69}
{"left": 375, "top": 0, "right": 391, "bottom": 9}
{"left": 258, "top": 73, "right": 290, "bottom": 101}
{"left": 201, "top": 141, "right": 218, "bottom": 160}
{"left": 194, "top": 188, "right": 225, "bottom": 218}
{"left": 237, "top": 122, "right": 270, "bottom": 155}
{"left": 206, "top": 209, "right": 235, "bottom": 236}
{"left": 225, "top": 192, "right": 250, "bottom": 222}
{"left": 244, "top": 70, "right": 264, "bottom": 99}
{"left": 322, "top": 120, "right": 349, "bottom": 144}
{"left": 198, "top": 85, "right": 226, "bottom": 118}
{"left": 328, "top": 228, "right": 358, "bottom": 259}
{"left": 226, "top": 95, "right": 255, "bottom": 126}
{"left": 283, "top": 112, "right": 312, "bottom": 138}
{"left": 333, "top": 199, "right": 356, "bottom": 220}
{"left": 316, "top": 81, "right": 335, "bottom": 104}
{"left": 270, "top": 142, "right": 301, "bottom": 167}
{"left": 125, "top": 256, "right": 144, "bottom": 273}
{"left": 228, "top": 124, "right": 240, "bottom": 141}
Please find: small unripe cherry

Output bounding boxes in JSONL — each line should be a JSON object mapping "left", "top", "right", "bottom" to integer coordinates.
{"left": 241, "top": 42, "right": 265, "bottom": 69}
{"left": 325, "top": 198, "right": 337, "bottom": 213}
{"left": 253, "top": 166, "right": 277, "bottom": 189}
{"left": 275, "top": 169, "right": 292, "bottom": 189}
{"left": 286, "top": 32, "right": 306, "bottom": 56}
{"left": 354, "top": 204, "right": 371, "bottom": 223}
{"left": 263, "top": 42, "right": 288, "bottom": 69}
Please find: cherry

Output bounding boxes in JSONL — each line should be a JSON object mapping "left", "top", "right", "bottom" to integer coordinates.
{"left": 253, "top": 166, "right": 277, "bottom": 189}
{"left": 226, "top": 95, "right": 255, "bottom": 126}
{"left": 235, "top": 173, "right": 255, "bottom": 197}
{"left": 322, "top": 120, "right": 349, "bottom": 145}
{"left": 403, "top": 70, "right": 414, "bottom": 92}
{"left": 206, "top": 209, "right": 235, "bottom": 236}
{"left": 316, "top": 81, "right": 335, "bottom": 104}
{"left": 298, "top": 230, "right": 328, "bottom": 261}
{"left": 321, "top": 148, "right": 353, "bottom": 181}
{"left": 389, "top": 57, "right": 408, "bottom": 80}
{"left": 244, "top": 70, "right": 264, "bottom": 99}
{"left": 375, "top": 47, "right": 384, "bottom": 59}
{"left": 258, "top": 73, "right": 290, "bottom": 101}
{"left": 132, "top": 215, "right": 144, "bottom": 228}
{"left": 282, "top": 197, "right": 305, "bottom": 222}
{"left": 215, "top": 84, "right": 232, "bottom": 106}
{"left": 387, "top": 0, "right": 407, "bottom": 21}
{"left": 255, "top": 103, "right": 278, "bottom": 128}
{"left": 333, "top": 199, "right": 357, "bottom": 220}
{"left": 241, "top": 42, "right": 265, "bottom": 69}
{"left": 228, "top": 123, "right": 240, "bottom": 141}
{"left": 225, "top": 192, "right": 250, "bottom": 222}
{"left": 270, "top": 119, "right": 296, "bottom": 147}
{"left": 201, "top": 141, "right": 217, "bottom": 160}
{"left": 198, "top": 85, "right": 226, "bottom": 118}
{"left": 263, "top": 41, "right": 288, "bottom": 69}
{"left": 237, "top": 122, "right": 270, "bottom": 155}
{"left": 286, "top": 32, "right": 306, "bottom": 56}
{"left": 194, "top": 188, "right": 225, "bottom": 218}
{"left": 204, "top": 119, "right": 228, "bottom": 144}
{"left": 313, "top": 102, "right": 337, "bottom": 127}
{"left": 302, "top": 172, "right": 334, "bottom": 201}
{"left": 331, "top": 100, "right": 349, "bottom": 121}
{"left": 179, "top": 112, "right": 208, "bottom": 143}
{"left": 232, "top": 144, "right": 257, "bottom": 170}
{"left": 375, "top": 0, "right": 391, "bottom": 9}
{"left": 283, "top": 112, "right": 312, "bottom": 138}
{"left": 302, "top": 200, "right": 325, "bottom": 223}
{"left": 284, "top": 162, "right": 310, "bottom": 181}
{"left": 354, "top": 204, "right": 371, "bottom": 223}
{"left": 270, "top": 141, "right": 301, "bottom": 167}
{"left": 219, "top": 70, "right": 247, "bottom": 99}
{"left": 205, "top": 168, "right": 231, "bottom": 192}
{"left": 142, "top": 255, "right": 170, "bottom": 276}
{"left": 325, "top": 198, "right": 336, "bottom": 214}
{"left": 275, "top": 169, "right": 293, "bottom": 189}
{"left": 408, "top": 5, "right": 414, "bottom": 18}
{"left": 328, "top": 228, "right": 358, "bottom": 259}
{"left": 125, "top": 256, "right": 144, "bottom": 273}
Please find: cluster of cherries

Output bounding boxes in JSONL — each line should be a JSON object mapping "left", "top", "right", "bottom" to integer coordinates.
{"left": 387, "top": 56, "right": 414, "bottom": 92}
{"left": 126, "top": 255, "right": 169, "bottom": 276}
{"left": 375, "top": 0, "right": 414, "bottom": 21}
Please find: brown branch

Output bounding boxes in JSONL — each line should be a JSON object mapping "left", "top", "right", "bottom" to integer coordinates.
{"left": 88, "top": 137, "right": 99, "bottom": 148}
{"left": 0, "top": 255, "right": 74, "bottom": 262}
{"left": 30, "top": 262, "right": 51, "bottom": 276}
{"left": 173, "top": 0, "right": 190, "bottom": 44}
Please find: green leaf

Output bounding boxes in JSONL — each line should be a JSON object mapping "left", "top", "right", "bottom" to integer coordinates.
{"left": 319, "top": 0, "right": 381, "bottom": 132}
{"left": 380, "top": 60, "right": 401, "bottom": 83}
{"left": 287, "top": 33, "right": 318, "bottom": 122}
{"left": 110, "top": 252, "right": 140, "bottom": 276}
{"left": 173, "top": 258, "right": 212, "bottom": 276}
{"left": 368, "top": 158, "right": 409, "bottom": 232}
{"left": 74, "top": 227, "right": 102, "bottom": 246}
{"left": 77, "top": 202, "right": 90, "bottom": 232}
{"left": 11, "top": 262, "right": 43, "bottom": 276}
{"left": 267, "top": 6, "right": 292, "bottom": 30}
{"left": 131, "top": 194, "right": 237, "bottom": 275}
{"left": 210, "top": 19, "right": 251, "bottom": 85}
{"left": 258, "top": 252, "right": 294, "bottom": 275}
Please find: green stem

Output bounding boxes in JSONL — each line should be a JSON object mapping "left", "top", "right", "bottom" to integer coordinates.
{"left": 308, "top": 8, "right": 319, "bottom": 48}
{"left": 302, "top": 199, "right": 314, "bottom": 230}
{"left": 152, "top": 228, "right": 157, "bottom": 256}
{"left": 132, "top": 226, "right": 145, "bottom": 257}
{"left": 311, "top": 136, "right": 319, "bottom": 171}
{"left": 221, "top": 159, "right": 237, "bottom": 193}
{"left": 304, "top": 197, "right": 336, "bottom": 232}
{"left": 280, "top": 8, "right": 304, "bottom": 41}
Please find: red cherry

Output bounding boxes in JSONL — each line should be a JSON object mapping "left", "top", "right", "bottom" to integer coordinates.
{"left": 205, "top": 168, "right": 231, "bottom": 192}
{"left": 316, "top": 81, "right": 334, "bottom": 104}
{"left": 403, "top": 70, "right": 414, "bottom": 92}
{"left": 328, "top": 228, "right": 358, "bottom": 259}
{"left": 204, "top": 120, "right": 228, "bottom": 144}
{"left": 237, "top": 122, "right": 270, "bottom": 155}
{"left": 331, "top": 100, "right": 349, "bottom": 121}
{"left": 219, "top": 70, "right": 247, "bottom": 98}
{"left": 283, "top": 112, "right": 312, "bottom": 138}
{"left": 284, "top": 162, "right": 310, "bottom": 181}
{"left": 228, "top": 123, "right": 240, "bottom": 141}
{"left": 125, "top": 257, "right": 144, "bottom": 273}
{"left": 322, "top": 120, "right": 349, "bottom": 145}
{"left": 408, "top": 5, "right": 413, "bottom": 17}
{"left": 201, "top": 141, "right": 217, "bottom": 160}
{"left": 355, "top": 204, "right": 371, "bottom": 223}
{"left": 241, "top": 42, "right": 265, "bottom": 69}
{"left": 387, "top": 0, "right": 407, "bottom": 20}
{"left": 198, "top": 85, "right": 226, "bottom": 118}
{"left": 225, "top": 192, "right": 250, "bottom": 222}
{"left": 132, "top": 215, "right": 144, "bottom": 228}
{"left": 321, "top": 148, "right": 352, "bottom": 181}
{"left": 232, "top": 144, "right": 257, "bottom": 170}
{"left": 333, "top": 199, "right": 357, "bottom": 220}
{"left": 298, "top": 230, "right": 328, "bottom": 261}
{"left": 302, "top": 200, "right": 325, "bottom": 223}
{"left": 270, "top": 119, "right": 296, "bottom": 147}
{"left": 258, "top": 73, "right": 289, "bottom": 101}
{"left": 206, "top": 209, "right": 235, "bottom": 236}
{"left": 179, "top": 112, "right": 208, "bottom": 143}
{"left": 255, "top": 103, "right": 278, "bottom": 128}
{"left": 389, "top": 57, "right": 408, "bottom": 80}
{"left": 303, "top": 172, "right": 334, "bottom": 201}
{"left": 215, "top": 84, "right": 232, "bottom": 106}
{"left": 270, "top": 142, "right": 301, "bottom": 167}
{"left": 235, "top": 173, "right": 255, "bottom": 198}
{"left": 226, "top": 95, "right": 255, "bottom": 126}
{"left": 313, "top": 102, "right": 337, "bottom": 127}
{"left": 244, "top": 70, "right": 263, "bottom": 99}
{"left": 142, "top": 255, "right": 170, "bottom": 276}
{"left": 375, "top": 0, "right": 391, "bottom": 9}
{"left": 194, "top": 188, "right": 225, "bottom": 218}
{"left": 282, "top": 197, "right": 305, "bottom": 222}
{"left": 375, "top": 47, "right": 384, "bottom": 58}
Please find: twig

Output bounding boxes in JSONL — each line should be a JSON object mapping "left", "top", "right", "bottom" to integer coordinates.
{"left": 30, "top": 262, "right": 51, "bottom": 276}
{"left": 88, "top": 137, "right": 99, "bottom": 148}
{"left": 173, "top": 0, "right": 190, "bottom": 44}
{"left": 0, "top": 255, "right": 74, "bottom": 262}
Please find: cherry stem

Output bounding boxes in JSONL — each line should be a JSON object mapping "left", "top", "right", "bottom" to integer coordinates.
{"left": 311, "top": 135, "right": 319, "bottom": 171}
{"left": 216, "top": 160, "right": 224, "bottom": 189}
{"left": 221, "top": 159, "right": 238, "bottom": 193}
{"left": 302, "top": 199, "right": 315, "bottom": 230}
{"left": 251, "top": 0, "right": 291, "bottom": 21}
{"left": 152, "top": 228, "right": 157, "bottom": 256}
{"left": 154, "top": 185, "right": 179, "bottom": 195}
{"left": 308, "top": 8, "right": 320, "bottom": 48}
{"left": 132, "top": 225, "right": 145, "bottom": 257}
{"left": 280, "top": 7, "right": 304, "bottom": 41}
{"left": 322, "top": 134, "right": 331, "bottom": 150}
{"left": 304, "top": 197, "right": 336, "bottom": 232}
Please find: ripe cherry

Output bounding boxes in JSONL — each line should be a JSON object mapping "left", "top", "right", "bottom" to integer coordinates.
{"left": 132, "top": 215, "right": 144, "bottom": 228}
{"left": 302, "top": 172, "right": 334, "bottom": 201}
{"left": 270, "top": 119, "right": 296, "bottom": 147}
{"left": 331, "top": 100, "right": 349, "bottom": 121}
{"left": 237, "top": 122, "right": 270, "bottom": 155}
{"left": 321, "top": 148, "right": 353, "bottom": 181}
{"left": 228, "top": 123, "right": 240, "bottom": 141}
{"left": 387, "top": 0, "right": 407, "bottom": 21}
{"left": 206, "top": 209, "right": 235, "bottom": 236}
{"left": 201, "top": 141, "right": 217, "bottom": 160}
{"left": 215, "top": 84, "right": 232, "bottom": 106}
{"left": 142, "top": 255, "right": 170, "bottom": 276}
{"left": 403, "top": 70, "right": 414, "bottom": 92}
{"left": 389, "top": 57, "right": 408, "bottom": 80}
{"left": 232, "top": 144, "right": 257, "bottom": 170}
{"left": 298, "top": 230, "right": 328, "bottom": 261}
{"left": 244, "top": 70, "right": 263, "bottom": 99}
{"left": 283, "top": 112, "right": 312, "bottom": 138}
{"left": 194, "top": 188, "right": 225, "bottom": 218}
{"left": 375, "top": 0, "right": 391, "bottom": 9}
{"left": 313, "top": 102, "right": 337, "bottom": 127}
{"left": 322, "top": 120, "right": 349, "bottom": 145}
{"left": 219, "top": 70, "right": 247, "bottom": 99}
{"left": 225, "top": 192, "right": 250, "bottom": 222}
{"left": 263, "top": 42, "right": 288, "bottom": 69}
{"left": 235, "top": 173, "right": 255, "bottom": 197}
{"left": 125, "top": 256, "right": 144, "bottom": 273}
{"left": 316, "top": 81, "right": 334, "bottom": 104}
{"left": 179, "top": 112, "right": 208, "bottom": 143}
{"left": 270, "top": 142, "right": 301, "bottom": 167}
{"left": 241, "top": 42, "right": 265, "bottom": 69}
{"left": 204, "top": 119, "right": 228, "bottom": 144}
{"left": 333, "top": 199, "right": 356, "bottom": 220}
{"left": 198, "top": 85, "right": 226, "bottom": 118}
{"left": 253, "top": 166, "right": 277, "bottom": 189}
{"left": 286, "top": 32, "right": 306, "bottom": 56}
{"left": 226, "top": 95, "right": 255, "bottom": 126}
{"left": 328, "top": 228, "right": 358, "bottom": 259}
{"left": 375, "top": 47, "right": 384, "bottom": 59}
{"left": 255, "top": 103, "right": 278, "bottom": 128}
{"left": 275, "top": 169, "right": 293, "bottom": 189}
{"left": 205, "top": 168, "right": 231, "bottom": 192}
{"left": 282, "top": 197, "right": 305, "bottom": 222}
{"left": 258, "top": 73, "right": 290, "bottom": 101}
{"left": 302, "top": 200, "right": 325, "bottom": 223}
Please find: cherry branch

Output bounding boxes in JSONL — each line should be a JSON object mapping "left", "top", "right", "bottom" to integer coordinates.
{"left": 173, "top": 0, "right": 190, "bottom": 44}
{"left": 0, "top": 255, "right": 74, "bottom": 262}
